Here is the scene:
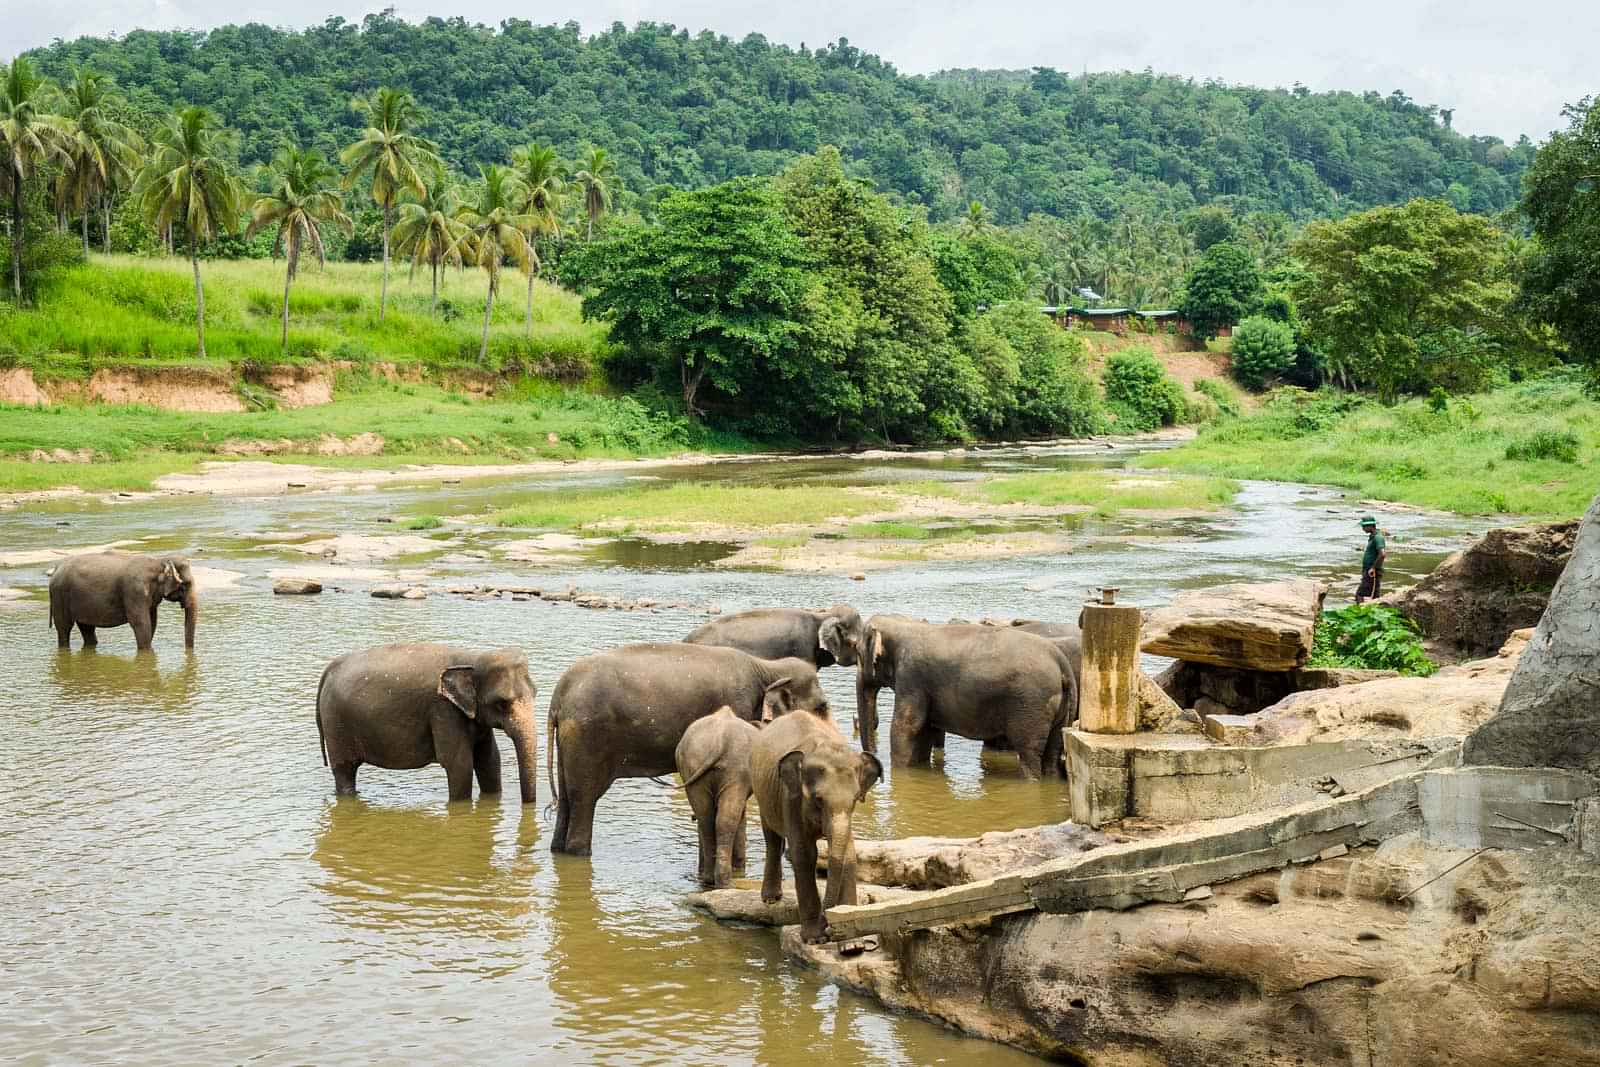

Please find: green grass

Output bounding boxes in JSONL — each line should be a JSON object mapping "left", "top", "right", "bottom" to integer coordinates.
{"left": 490, "top": 483, "right": 882, "bottom": 532}
{"left": 1149, "top": 376, "right": 1600, "bottom": 518}
{"left": 0, "top": 453, "right": 207, "bottom": 492}
{"left": 900, "top": 470, "right": 1239, "bottom": 516}
{"left": 0, "top": 255, "right": 612, "bottom": 376}
{"left": 843, "top": 520, "right": 938, "bottom": 539}
{"left": 402, "top": 515, "right": 444, "bottom": 530}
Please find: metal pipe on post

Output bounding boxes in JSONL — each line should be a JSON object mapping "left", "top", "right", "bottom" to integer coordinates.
{"left": 1079, "top": 586, "right": 1141, "bottom": 734}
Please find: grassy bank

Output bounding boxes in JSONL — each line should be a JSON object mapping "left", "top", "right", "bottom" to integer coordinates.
{"left": 0, "top": 256, "right": 611, "bottom": 376}
{"left": 905, "top": 470, "right": 1240, "bottom": 517}
{"left": 491, "top": 483, "right": 882, "bottom": 533}
{"left": 1148, "top": 377, "right": 1598, "bottom": 518}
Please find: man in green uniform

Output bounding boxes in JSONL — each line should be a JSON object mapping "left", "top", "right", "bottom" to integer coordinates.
{"left": 1356, "top": 515, "right": 1386, "bottom": 604}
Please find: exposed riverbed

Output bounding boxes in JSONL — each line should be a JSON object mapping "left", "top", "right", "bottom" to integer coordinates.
{"left": 0, "top": 442, "right": 1494, "bottom": 1064}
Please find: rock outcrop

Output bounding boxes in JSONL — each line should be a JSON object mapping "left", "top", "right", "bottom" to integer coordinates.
{"left": 1387, "top": 518, "right": 1577, "bottom": 657}
{"left": 1142, "top": 579, "right": 1326, "bottom": 672}
{"left": 686, "top": 882, "right": 912, "bottom": 926}
{"left": 1465, "top": 494, "right": 1600, "bottom": 774}
{"left": 848, "top": 823, "right": 1114, "bottom": 890}
{"left": 272, "top": 578, "right": 322, "bottom": 595}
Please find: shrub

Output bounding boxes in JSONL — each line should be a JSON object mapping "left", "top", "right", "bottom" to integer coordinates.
{"left": 1103, "top": 349, "right": 1186, "bottom": 432}
{"left": 1504, "top": 428, "right": 1580, "bottom": 463}
{"left": 1230, "top": 315, "right": 1297, "bottom": 389}
{"left": 1310, "top": 605, "right": 1435, "bottom": 676}
{"left": 1192, "top": 378, "right": 1242, "bottom": 418}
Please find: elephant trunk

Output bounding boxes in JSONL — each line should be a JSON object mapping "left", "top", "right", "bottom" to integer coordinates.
{"left": 507, "top": 703, "right": 538, "bottom": 805}
{"left": 181, "top": 589, "right": 198, "bottom": 649}
{"left": 823, "top": 812, "right": 853, "bottom": 909}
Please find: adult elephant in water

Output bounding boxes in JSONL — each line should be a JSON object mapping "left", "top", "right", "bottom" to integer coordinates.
{"left": 1011, "top": 619, "right": 1083, "bottom": 717}
{"left": 49, "top": 551, "right": 197, "bottom": 651}
{"left": 546, "top": 643, "right": 829, "bottom": 857}
{"left": 684, "top": 604, "right": 864, "bottom": 668}
{"left": 316, "top": 644, "right": 539, "bottom": 804}
{"left": 856, "top": 615, "right": 1075, "bottom": 778}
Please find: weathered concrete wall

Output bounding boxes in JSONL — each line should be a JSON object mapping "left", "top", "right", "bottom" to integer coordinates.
{"left": 1079, "top": 602, "right": 1141, "bottom": 733}
{"left": 1465, "top": 493, "right": 1600, "bottom": 774}
{"left": 1419, "top": 765, "right": 1597, "bottom": 849}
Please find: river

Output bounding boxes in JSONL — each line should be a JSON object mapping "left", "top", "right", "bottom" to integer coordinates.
{"left": 0, "top": 444, "right": 1490, "bottom": 1064}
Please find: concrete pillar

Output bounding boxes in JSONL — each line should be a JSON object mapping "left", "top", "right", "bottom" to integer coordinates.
{"left": 1079, "top": 602, "right": 1142, "bottom": 734}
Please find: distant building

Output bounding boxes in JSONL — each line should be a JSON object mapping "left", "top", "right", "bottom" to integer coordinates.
{"left": 1040, "top": 305, "right": 1196, "bottom": 336}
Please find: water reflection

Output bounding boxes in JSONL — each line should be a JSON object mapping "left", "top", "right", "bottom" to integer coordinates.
{"left": 46, "top": 647, "right": 200, "bottom": 707}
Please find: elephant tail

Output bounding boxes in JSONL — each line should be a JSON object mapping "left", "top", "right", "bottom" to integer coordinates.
{"left": 544, "top": 701, "right": 559, "bottom": 814}
{"left": 314, "top": 664, "right": 332, "bottom": 767}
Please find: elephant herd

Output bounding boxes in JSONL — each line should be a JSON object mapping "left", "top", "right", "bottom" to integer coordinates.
{"left": 44, "top": 551, "right": 1083, "bottom": 943}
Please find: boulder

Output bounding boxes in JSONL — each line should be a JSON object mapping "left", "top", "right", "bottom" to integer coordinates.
{"left": 371, "top": 583, "right": 427, "bottom": 600}
{"left": 1141, "top": 579, "right": 1326, "bottom": 672}
{"left": 1386, "top": 518, "right": 1577, "bottom": 657}
{"left": 1465, "top": 495, "right": 1600, "bottom": 774}
{"left": 272, "top": 577, "right": 322, "bottom": 596}
{"left": 1136, "top": 673, "right": 1186, "bottom": 731}
{"left": 847, "top": 823, "right": 1113, "bottom": 890}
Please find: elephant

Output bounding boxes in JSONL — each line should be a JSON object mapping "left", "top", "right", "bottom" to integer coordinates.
{"left": 48, "top": 551, "right": 197, "bottom": 651}
{"left": 315, "top": 643, "right": 539, "bottom": 803}
{"left": 674, "top": 706, "right": 759, "bottom": 888}
{"left": 546, "top": 643, "right": 828, "bottom": 857}
{"left": 856, "top": 614, "right": 1076, "bottom": 778}
{"left": 1011, "top": 619, "right": 1083, "bottom": 717}
{"left": 751, "top": 708, "right": 883, "bottom": 943}
{"left": 684, "top": 604, "right": 864, "bottom": 668}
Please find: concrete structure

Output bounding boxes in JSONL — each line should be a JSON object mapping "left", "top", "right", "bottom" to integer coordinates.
{"left": 1078, "top": 601, "right": 1141, "bottom": 733}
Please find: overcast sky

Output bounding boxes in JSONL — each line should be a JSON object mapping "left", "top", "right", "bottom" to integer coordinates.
{"left": 8, "top": 1, "right": 1595, "bottom": 141}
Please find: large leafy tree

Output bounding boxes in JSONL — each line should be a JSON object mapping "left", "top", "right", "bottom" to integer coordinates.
{"left": 510, "top": 142, "right": 564, "bottom": 332}
{"left": 246, "top": 145, "right": 353, "bottom": 347}
{"left": 564, "top": 176, "right": 809, "bottom": 418}
{"left": 1292, "top": 198, "right": 1514, "bottom": 400}
{"left": 1177, "top": 240, "right": 1262, "bottom": 340}
{"left": 453, "top": 164, "right": 532, "bottom": 364}
{"left": 53, "top": 67, "right": 142, "bottom": 256}
{"left": 1519, "top": 97, "right": 1600, "bottom": 381}
{"left": 1, "top": 56, "right": 68, "bottom": 301}
{"left": 571, "top": 146, "right": 616, "bottom": 240}
{"left": 391, "top": 168, "right": 463, "bottom": 316}
{"left": 341, "top": 87, "right": 440, "bottom": 322}
{"left": 132, "top": 106, "right": 246, "bottom": 357}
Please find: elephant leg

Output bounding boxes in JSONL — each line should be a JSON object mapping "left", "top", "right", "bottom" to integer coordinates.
{"left": 473, "top": 731, "right": 503, "bottom": 795}
{"left": 129, "top": 613, "right": 154, "bottom": 651}
{"left": 712, "top": 785, "right": 746, "bottom": 889}
{"left": 552, "top": 784, "right": 572, "bottom": 853}
{"left": 78, "top": 623, "right": 97, "bottom": 647}
{"left": 1011, "top": 728, "right": 1047, "bottom": 780}
{"left": 760, "top": 824, "right": 785, "bottom": 904}
{"left": 929, "top": 727, "right": 946, "bottom": 752}
{"left": 332, "top": 761, "right": 359, "bottom": 796}
{"left": 435, "top": 726, "right": 476, "bottom": 802}
{"left": 695, "top": 806, "right": 718, "bottom": 886}
{"left": 788, "top": 832, "right": 826, "bottom": 943}
{"left": 889, "top": 694, "right": 930, "bottom": 768}
{"left": 732, "top": 818, "right": 748, "bottom": 874}
{"left": 909, "top": 724, "right": 939, "bottom": 766}
{"left": 559, "top": 778, "right": 606, "bottom": 857}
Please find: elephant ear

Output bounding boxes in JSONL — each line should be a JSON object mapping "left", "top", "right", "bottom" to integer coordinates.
{"left": 855, "top": 752, "right": 884, "bottom": 801}
{"left": 438, "top": 665, "right": 478, "bottom": 719}
{"left": 762, "top": 676, "right": 794, "bottom": 722}
{"left": 870, "top": 630, "right": 886, "bottom": 672}
{"left": 817, "top": 616, "right": 842, "bottom": 657}
{"left": 160, "top": 559, "right": 180, "bottom": 591}
{"left": 778, "top": 749, "right": 807, "bottom": 796}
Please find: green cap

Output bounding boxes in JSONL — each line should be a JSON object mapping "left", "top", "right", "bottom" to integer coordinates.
{"left": 1359, "top": 515, "right": 1377, "bottom": 526}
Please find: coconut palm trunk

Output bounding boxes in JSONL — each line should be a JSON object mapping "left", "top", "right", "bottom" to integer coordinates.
{"left": 103, "top": 196, "right": 112, "bottom": 254}
{"left": 479, "top": 268, "right": 496, "bottom": 364}
{"left": 81, "top": 209, "right": 90, "bottom": 256}
{"left": 189, "top": 233, "right": 207, "bottom": 359}
{"left": 380, "top": 200, "right": 393, "bottom": 322}
{"left": 10, "top": 165, "right": 23, "bottom": 300}
{"left": 525, "top": 266, "right": 536, "bottom": 333}
{"left": 431, "top": 259, "right": 439, "bottom": 316}
{"left": 281, "top": 230, "right": 299, "bottom": 348}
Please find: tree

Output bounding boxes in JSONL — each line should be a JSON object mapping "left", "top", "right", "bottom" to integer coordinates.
{"left": 0, "top": 57, "right": 68, "bottom": 301}
{"left": 564, "top": 177, "right": 809, "bottom": 418}
{"left": 1292, "top": 198, "right": 1515, "bottom": 400}
{"left": 341, "top": 87, "right": 440, "bottom": 323}
{"left": 1178, "top": 240, "right": 1262, "bottom": 340}
{"left": 1519, "top": 97, "right": 1600, "bottom": 383}
{"left": 53, "top": 68, "right": 142, "bottom": 256}
{"left": 571, "top": 146, "right": 616, "bottom": 241}
{"left": 132, "top": 106, "right": 245, "bottom": 357}
{"left": 1230, "top": 315, "right": 1297, "bottom": 389}
{"left": 391, "top": 168, "right": 463, "bottom": 316}
{"left": 960, "top": 200, "right": 991, "bottom": 236}
{"left": 246, "top": 145, "right": 352, "bottom": 347}
{"left": 1184, "top": 206, "right": 1238, "bottom": 251}
{"left": 510, "top": 142, "right": 565, "bottom": 332}
{"left": 453, "top": 164, "right": 532, "bottom": 364}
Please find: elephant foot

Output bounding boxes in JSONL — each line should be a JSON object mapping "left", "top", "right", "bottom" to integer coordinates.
{"left": 801, "top": 922, "right": 830, "bottom": 944}
{"left": 761, "top": 889, "right": 782, "bottom": 905}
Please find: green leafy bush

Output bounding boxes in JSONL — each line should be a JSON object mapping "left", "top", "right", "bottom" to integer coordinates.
{"left": 1310, "top": 606, "right": 1436, "bottom": 676}
{"left": 1504, "top": 428, "right": 1580, "bottom": 463}
{"left": 1192, "top": 378, "right": 1242, "bottom": 418}
{"left": 1103, "top": 349, "right": 1186, "bottom": 431}
{"left": 1230, "top": 315, "right": 1297, "bottom": 389}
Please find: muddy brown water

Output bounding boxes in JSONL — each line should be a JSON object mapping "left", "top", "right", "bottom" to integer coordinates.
{"left": 0, "top": 443, "right": 1492, "bottom": 1064}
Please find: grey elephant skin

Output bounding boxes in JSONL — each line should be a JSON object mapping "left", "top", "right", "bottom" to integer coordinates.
{"left": 750, "top": 709, "right": 882, "bottom": 943}
{"left": 546, "top": 643, "right": 828, "bottom": 857}
{"left": 684, "top": 605, "right": 864, "bottom": 668}
{"left": 675, "top": 706, "right": 759, "bottom": 888}
{"left": 857, "top": 615, "right": 1076, "bottom": 778}
{"left": 316, "top": 643, "right": 539, "bottom": 803}
{"left": 1012, "top": 619, "right": 1083, "bottom": 716}
{"left": 48, "top": 551, "right": 198, "bottom": 651}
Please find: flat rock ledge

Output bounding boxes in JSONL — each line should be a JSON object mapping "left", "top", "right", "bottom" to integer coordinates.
{"left": 1142, "top": 578, "right": 1327, "bottom": 672}
{"left": 686, "top": 882, "right": 914, "bottom": 926}
{"left": 849, "top": 822, "right": 1117, "bottom": 890}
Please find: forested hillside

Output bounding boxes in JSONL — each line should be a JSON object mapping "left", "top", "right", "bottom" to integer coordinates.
{"left": 25, "top": 12, "right": 1532, "bottom": 225}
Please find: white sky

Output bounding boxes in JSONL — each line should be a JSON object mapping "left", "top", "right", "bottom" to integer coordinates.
{"left": 7, "top": 1, "right": 1595, "bottom": 141}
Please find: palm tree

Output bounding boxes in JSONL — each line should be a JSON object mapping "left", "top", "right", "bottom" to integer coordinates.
{"left": 391, "top": 168, "right": 464, "bottom": 316}
{"left": 571, "top": 146, "right": 617, "bottom": 240}
{"left": 340, "top": 87, "right": 440, "bottom": 323}
{"left": 0, "top": 57, "right": 69, "bottom": 301}
{"left": 960, "top": 200, "right": 991, "bottom": 237}
{"left": 246, "top": 145, "right": 352, "bottom": 348}
{"left": 54, "top": 67, "right": 142, "bottom": 256}
{"left": 510, "top": 142, "right": 564, "bottom": 332}
{"left": 453, "top": 164, "right": 532, "bottom": 364}
{"left": 132, "top": 106, "right": 246, "bottom": 358}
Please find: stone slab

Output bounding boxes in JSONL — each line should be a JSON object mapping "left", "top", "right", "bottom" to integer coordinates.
{"left": 1141, "top": 579, "right": 1327, "bottom": 672}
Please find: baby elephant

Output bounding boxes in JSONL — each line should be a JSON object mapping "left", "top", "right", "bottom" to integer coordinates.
{"left": 751, "top": 710, "right": 883, "bottom": 943}
{"left": 316, "top": 643, "right": 539, "bottom": 803}
{"left": 675, "top": 707, "right": 758, "bottom": 888}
